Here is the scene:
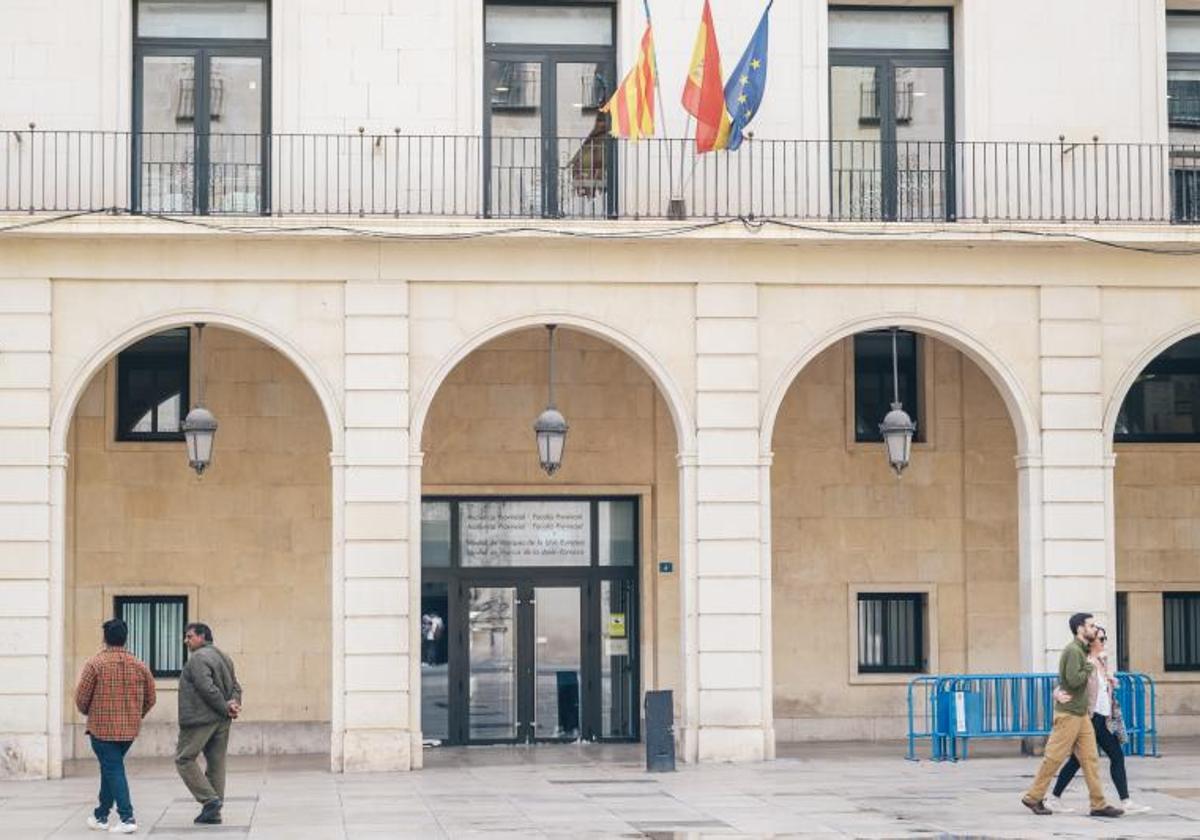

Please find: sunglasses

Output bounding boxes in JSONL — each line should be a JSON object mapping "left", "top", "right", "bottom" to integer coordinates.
{"left": 1097, "top": 636, "right": 1108, "bottom": 643}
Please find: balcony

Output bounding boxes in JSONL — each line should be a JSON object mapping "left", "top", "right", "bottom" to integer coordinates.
{"left": 5, "top": 129, "right": 1200, "bottom": 224}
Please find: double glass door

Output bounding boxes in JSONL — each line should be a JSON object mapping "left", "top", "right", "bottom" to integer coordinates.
{"left": 830, "top": 58, "right": 951, "bottom": 221}
{"left": 134, "top": 48, "right": 268, "bottom": 214}
{"left": 485, "top": 52, "right": 615, "bottom": 218}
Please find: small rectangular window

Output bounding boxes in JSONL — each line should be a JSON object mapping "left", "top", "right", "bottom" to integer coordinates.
{"left": 421, "top": 501, "right": 451, "bottom": 568}
{"left": 854, "top": 330, "right": 921, "bottom": 443}
{"left": 117, "top": 328, "right": 190, "bottom": 441}
{"left": 1116, "top": 592, "right": 1129, "bottom": 673}
{"left": 1169, "top": 13, "right": 1200, "bottom": 54}
{"left": 598, "top": 500, "right": 636, "bottom": 567}
{"left": 857, "top": 592, "right": 924, "bottom": 673}
{"left": 137, "top": 0, "right": 268, "bottom": 40}
{"left": 115, "top": 595, "right": 188, "bottom": 678}
{"left": 1164, "top": 592, "right": 1200, "bottom": 671}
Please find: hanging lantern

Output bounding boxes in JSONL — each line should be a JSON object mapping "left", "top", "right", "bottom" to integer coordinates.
{"left": 878, "top": 327, "right": 916, "bottom": 476}
{"left": 182, "top": 322, "right": 218, "bottom": 476}
{"left": 534, "top": 324, "right": 568, "bottom": 475}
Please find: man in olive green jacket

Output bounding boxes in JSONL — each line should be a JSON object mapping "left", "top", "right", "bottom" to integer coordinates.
{"left": 1022, "top": 612, "right": 1122, "bottom": 818}
{"left": 176, "top": 622, "right": 242, "bottom": 826}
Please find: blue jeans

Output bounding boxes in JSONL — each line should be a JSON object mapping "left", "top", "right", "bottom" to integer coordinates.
{"left": 90, "top": 736, "right": 134, "bottom": 824}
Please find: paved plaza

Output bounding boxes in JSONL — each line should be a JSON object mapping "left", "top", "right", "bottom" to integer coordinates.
{"left": 4, "top": 740, "right": 1200, "bottom": 838}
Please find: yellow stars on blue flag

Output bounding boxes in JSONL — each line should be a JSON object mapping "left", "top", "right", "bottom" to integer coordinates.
{"left": 722, "top": 2, "right": 772, "bottom": 151}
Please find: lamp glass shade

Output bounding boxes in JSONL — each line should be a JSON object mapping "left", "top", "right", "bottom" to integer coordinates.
{"left": 534, "top": 407, "right": 568, "bottom": 475}
{"left": 879, "top": 405, "right": 915, "bottom": 475}
{"left": 183, "top": 406, "right": 218, "bottom": 475}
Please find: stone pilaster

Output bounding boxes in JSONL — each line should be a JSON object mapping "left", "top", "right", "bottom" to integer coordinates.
{"left": 1038, "top": 286, "right": 1109, "bottom": 668}
{"left": 0, "top": 279, "right": 53, "bottom": 779}
{"left": 693, "top": 283, "right": 770, "bottom": 762}
{"left": 338, "top": 281, "right": 413, "bottom": 771}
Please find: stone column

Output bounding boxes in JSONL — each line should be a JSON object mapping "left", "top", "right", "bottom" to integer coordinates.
{"left": 693, "top": 283, "right": 770, "bottom": 762}
{"left": 338, "top": 281, "right": 413, "bottom": 771}
{"left": 1038, "top": 286, "right": 1109, "bottom": 668}
{"left": 0, "top": 279, "right": 53, "bottom": 779}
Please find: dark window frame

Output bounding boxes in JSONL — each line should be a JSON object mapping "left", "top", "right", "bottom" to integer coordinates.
{"left": 853, "top": 329, "right": 924, "bottom": 444}
{"left": 1114, "top": 335, "right": 1200, "bottom": 443}
{"left": 828, "top": 5, "right": 956, "bottom": 221}
{"left": 131, "top": 0, "right": 273, "bottom": 215}
{"left": 1164, "top": 591, "right": 1200, "bottom": 672}
{"left": 482, "top": 0, "right": 617, "bottom": 219}
{"left": 114, "top": 594, "right": 189, "bottom": 678}
{"left": 856, "top": 591, "right": 926, "bottom": 674}
{"left": 115, "top": 328, "right": 191, "bottom": 442}
{"left": 1167, "top": 12, "right": 1200, "bottom": 222}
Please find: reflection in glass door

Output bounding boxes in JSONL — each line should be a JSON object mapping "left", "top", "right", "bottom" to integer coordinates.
{"left": 139, "top": 55, "right": 197, "bottom": 213}
{"left": 209, "top": 56, "right": 264, "bottom": 213}
{"left": 533, "top": 587, "right": 582, "bottom": 740}
{"left": 467, "top": 586, "right": 518, "bottom": 741}
{"left": 830, "top": 64, "right": 883, "bottom": 220}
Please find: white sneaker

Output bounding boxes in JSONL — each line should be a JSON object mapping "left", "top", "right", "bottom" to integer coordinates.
{"left": 1122, "top": 799, "right": 1151, "bottom": 813}
{"left": 1049, "top": 796, "right": 1076, "bottom": 813}
{"left": 86, "top": 815, "right": 110, "bottom": 830}
{"left": 108, "top": 822, "right": 137, "bottom": 834}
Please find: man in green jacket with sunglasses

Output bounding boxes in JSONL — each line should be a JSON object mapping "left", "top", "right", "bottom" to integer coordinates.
{"left": 1021, "top": 612, "right": 1123, "bottom": 818}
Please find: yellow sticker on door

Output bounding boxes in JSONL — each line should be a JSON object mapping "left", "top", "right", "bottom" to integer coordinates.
{"left": 608, "top": 613, "right": 626, "bottom": 638}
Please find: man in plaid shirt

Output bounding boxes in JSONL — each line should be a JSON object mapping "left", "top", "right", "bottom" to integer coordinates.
{"left": 75, "top": 618, "right": 157, "bottom": 834}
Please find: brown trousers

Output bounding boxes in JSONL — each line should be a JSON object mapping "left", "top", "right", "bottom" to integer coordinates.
{"left": 175, "top": 719, "right": 230, "bottom": 805}
{"left": 1025, "top": 711, "right": 1108, "bottom": 810}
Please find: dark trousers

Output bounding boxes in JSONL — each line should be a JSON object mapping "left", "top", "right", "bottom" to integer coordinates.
{"left": 90, "top": 736, "right": 134, "bottom": 824}
{"left": 1053, "top": 712, "right": 1128, "bottom": 801}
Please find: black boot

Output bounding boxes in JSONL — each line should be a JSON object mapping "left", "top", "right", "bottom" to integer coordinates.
{"left": 194, "top": 798, "right": 223, "bottom": 824}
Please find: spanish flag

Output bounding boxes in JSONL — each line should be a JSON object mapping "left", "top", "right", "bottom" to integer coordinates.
{"left": 682, "top": 0, "right": 731, "bottom": 153}
{"left": 600, "top": 22, "right": 656, "bottom": 140}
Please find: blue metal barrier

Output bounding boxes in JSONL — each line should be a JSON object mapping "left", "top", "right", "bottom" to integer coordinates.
{"left": 906, "top": 672, "right": 1159, "bottom": 761}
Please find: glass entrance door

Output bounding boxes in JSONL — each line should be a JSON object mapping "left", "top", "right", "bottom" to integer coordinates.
{"left": 463, "top": 581, "right": 584, "bottom": 743}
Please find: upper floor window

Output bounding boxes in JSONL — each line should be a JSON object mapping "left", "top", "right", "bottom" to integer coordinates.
{"left": 117, "top": 328, "right": 190, "bottom": 441}
{"left": 829, "top": 8, "right": 953, "bottom": 221}
{"left": 133, "top": 0, "right": 270, "bottom": 215}
{"left": 1167, "top": 14, "right": 1200, "bottom": 221}
{"left": 1114, "top": 334, "right": 1200, "bottom": 442}
{"left": 854, "top": 330, "right": 921, "bottom": 444}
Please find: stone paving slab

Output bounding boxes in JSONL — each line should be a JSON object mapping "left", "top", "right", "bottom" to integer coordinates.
{"left": 3, "top": 739, "right": 1200, "bottom": 838}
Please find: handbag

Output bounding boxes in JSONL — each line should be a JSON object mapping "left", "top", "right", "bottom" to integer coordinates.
{"left": 1107, "top": 694, "right": 1129, "bottom": 745}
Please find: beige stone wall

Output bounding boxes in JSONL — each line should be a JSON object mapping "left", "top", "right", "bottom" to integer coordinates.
{"left": 771, "top": 336, "right": 1019, "bottom": 740}
{"left": 65, "top": 328, "right": 332, "bottom": 757}
{"left": 420, "top": 327, "right": 682, "bottom": 697}
{"left": 1115, "top": 445, "right": 1200, "bottom": 732}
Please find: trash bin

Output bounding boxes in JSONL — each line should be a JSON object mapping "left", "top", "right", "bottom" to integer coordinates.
{"left": 644, "top": 690, "right": 675, "bottom": 772}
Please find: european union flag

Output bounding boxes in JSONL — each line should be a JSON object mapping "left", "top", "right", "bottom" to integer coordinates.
{"left": 723, "top": 1, "right": 772, "bottom": 152}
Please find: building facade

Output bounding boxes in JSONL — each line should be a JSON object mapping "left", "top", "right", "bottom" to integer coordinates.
{"left": 2, "top": 0, "right": 1200, "bottom": 779}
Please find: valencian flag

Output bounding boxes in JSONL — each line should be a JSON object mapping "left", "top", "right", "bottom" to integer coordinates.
{"left": 682, "top": 0, "right": 731, "bottom": 153}
{"left": 723, "top": 1, "right": 772, "bottom": 151}
{"left": 600, "top": 11, "right": 656, "bottom": 139}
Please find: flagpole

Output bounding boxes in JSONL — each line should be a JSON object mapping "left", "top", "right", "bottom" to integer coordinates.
{"left": 642, "top": 0, "right": 676, "bottom": 200}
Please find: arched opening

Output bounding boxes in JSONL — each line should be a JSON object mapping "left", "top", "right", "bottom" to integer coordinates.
{"left": 1108, "top": 331, "right": 1200, "bottom": 735}
{"left": 415, "top": 325, "right": 686, "bottom": 749}
{"left": 767, "top": 328, "right": 1024, "bottom": 743}
{"left": 59, "top": 325, "right": 334, "bottom": 763}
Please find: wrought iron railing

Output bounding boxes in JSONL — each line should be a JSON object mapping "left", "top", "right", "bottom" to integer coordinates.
{"left": 5, "top": 128, "right": 1200, "bottom": 224}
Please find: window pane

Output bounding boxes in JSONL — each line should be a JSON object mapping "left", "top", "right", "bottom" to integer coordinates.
{"left": 1169, "top": 14, "right": 1200, "bottom": 54}
{"left": 209, "top": 56, "right": 264, "bottom": 214}
{"left": 598, "top": 500, "right": 635, "bottom": 566}
{"left": 1115, "top": 335, "right": 1200, "bottom": 441}
{"left": 421, "top": 502, "right": 451, "bottom": 568}
{"left": 857, "top": 594, "right": 922, "bottom": 672}
{"left": 138, "top": 0, "right": 268, "bottom": 39}
{"left": 421, "top": 581, "right": 450, "bottom": 743}
{"left": 486, "top": 5, "right": 612, "bottom": 45}
{"left": 854, "top": 331, "right": 919, "bottom": 443}
{"left": 121, "top": 601, "right": 154, "bottom": 665}
{"left": 154, "top": 600, "right": 186, "bottom": 673}
{"left": 1164, "top": 593, "right": 1200, "bottom": 671}
{"left": 118, "top": 328, "right": 189, "bottom": 439}
{"left": 829, "top": 10, "right": 950, "bottom": 51}
{"left": 461, "top": 500, "right": 590, "bottom": 567}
